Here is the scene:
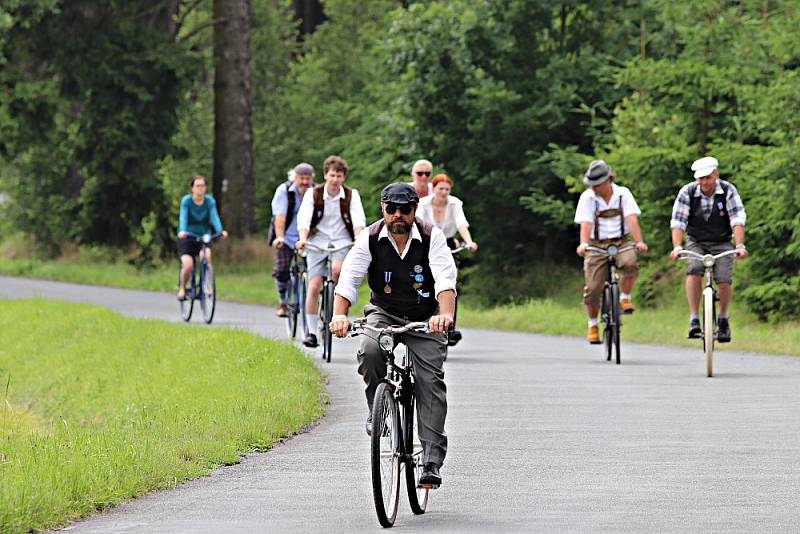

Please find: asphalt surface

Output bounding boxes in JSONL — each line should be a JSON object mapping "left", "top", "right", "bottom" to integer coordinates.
{"left": 3, "top": 275, "right": 800, "bottom": 533}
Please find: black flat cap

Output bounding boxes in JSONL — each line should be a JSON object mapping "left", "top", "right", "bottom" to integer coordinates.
{"left": 380, "top": 183, "right": 419, "bottom": 204}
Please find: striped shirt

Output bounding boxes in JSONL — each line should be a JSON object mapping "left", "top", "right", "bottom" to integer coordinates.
{"left": 670, "top": 179, "right": 746, "bottom": 231}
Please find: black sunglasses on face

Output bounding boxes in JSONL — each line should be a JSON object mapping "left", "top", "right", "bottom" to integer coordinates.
{"left": 415, "top": 171, "right": 431, "bottom": 176}
{"left": 384, "top": 203, "right": 414, "bottom": 215}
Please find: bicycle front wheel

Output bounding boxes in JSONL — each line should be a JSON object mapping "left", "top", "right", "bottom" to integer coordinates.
{"left": 322, "top": 281, "right": 335, "bottom": 363}
{"left": 286, "top": 271, "right": 299, "bottom": 339}
{"left": 179, "top": 271, "right": 194, "bottom": 322}
{"left": 403, "top": 397, "right": 428, "bottom": 515}
{"left": 371, "top": 382, "right": 401, "bottom": 528}
{"left": 611, "top": 284, "right": 621, "bottom": 365}
{"left": 200, "top": 263, "right": 216, "bottom": 324}
{"left": 703, "top": 287, "right": 715, "bottom": 377}
{"left": 602, "top": 284, "right": 612, "bottom": 362}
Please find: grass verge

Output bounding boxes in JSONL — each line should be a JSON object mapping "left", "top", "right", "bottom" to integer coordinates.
{"left": 0, "top": 299, "right": 324, "bottom": 533}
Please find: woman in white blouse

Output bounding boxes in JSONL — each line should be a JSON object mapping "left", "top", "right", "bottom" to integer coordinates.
{"left": 417, "top": 174, "right": 478, "bottom": 253}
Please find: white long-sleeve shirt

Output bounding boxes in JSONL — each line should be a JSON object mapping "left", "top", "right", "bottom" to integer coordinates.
{"left": 296, "top": 185, "right": 366, "bottom": 246}
{"left": 335, "top": 221, "right": 457, "bottom": 306}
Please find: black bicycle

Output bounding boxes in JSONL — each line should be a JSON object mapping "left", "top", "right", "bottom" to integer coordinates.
{"left": 349, "top": 319, "right": 432, "bottom": 528}
{"left": 303, "top": 242, "right": 353, "bottom": 363}
{"left": 586, "top": 244, "right": 635, "bottom": 364}
{"left": 284, "top": 249, "right": 309, "bottom": 340}
{"left": 178, "top": 232, "right": 223, "bottom": 324}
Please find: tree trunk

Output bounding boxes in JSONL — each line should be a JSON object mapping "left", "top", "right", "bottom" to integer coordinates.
{"left": 213, "top": 0, "right": 254, "bottom": 236}
{"left": 293, "top": 0, "right": 325, "bottom": 39}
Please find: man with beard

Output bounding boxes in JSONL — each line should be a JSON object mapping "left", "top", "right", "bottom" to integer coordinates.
{"left": 330, "top": 183, "right": 456, "bottom": 488}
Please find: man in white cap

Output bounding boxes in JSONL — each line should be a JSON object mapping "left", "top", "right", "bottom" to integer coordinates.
{"left": 669, "top": 156, "right": 748, "bottom": 341}
{"left": 575, "top": 160, "right": 648, "bottom": 344}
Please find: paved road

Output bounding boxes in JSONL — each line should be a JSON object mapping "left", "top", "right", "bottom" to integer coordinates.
{"left": 3, "top": 275, "right": 800, "bottom": 533}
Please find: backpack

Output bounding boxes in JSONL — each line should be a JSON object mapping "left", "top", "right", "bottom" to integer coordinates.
{"left": 267, "top": 180, "right": 296, "bottom": 244}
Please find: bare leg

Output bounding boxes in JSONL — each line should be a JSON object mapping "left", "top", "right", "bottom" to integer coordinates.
{"left": 686, "top": 275, "right": 702, "bottom": 316}
{"left": 620, "top": 274, "right": 637, "bottom": 295}
{"left": 331, "top": 259, "right": 343, "bottom": 283}
{"left": 179, "top": 255, "right": 194, "bottom": 297}
{"left": 717, "top": 283, "right": 732, "bottom": 316}
{"left": 585, "top": 303, "right": 600, "bottom": 321}
{"left": 306, "top": 275, "right": 322, "bottom": 316}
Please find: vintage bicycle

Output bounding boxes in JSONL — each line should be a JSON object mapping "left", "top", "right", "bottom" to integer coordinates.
{"left": 349, "top": 318, "right": 433, "bottom": 528}
{"left": 284, "top": 249, "right": 309, "bottom": 340}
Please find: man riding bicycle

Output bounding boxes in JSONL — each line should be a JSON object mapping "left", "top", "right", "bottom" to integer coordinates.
{"left": 176, "top": 175, "right": 228, "bottom": 301}
{"left": 575, "top": 160, "right": 648, "bottom": 343}
{"left": 296, "top": 155, "right": 366, "bottom": 348}
{"left": 330, "top": 183, "right": 457, "bottom": 488}
{"left": 669, "top": 156, "right": 748, "bottom": 341}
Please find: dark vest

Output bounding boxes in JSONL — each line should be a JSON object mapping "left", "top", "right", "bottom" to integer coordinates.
{"left": 310, "top": 184, "right": 354, "bottom": 240}
{"left": 687, "top": 182, "right": 732, "bottom": 243}
{"left": 367, "top": 218, "right": 437, "bottom": 321}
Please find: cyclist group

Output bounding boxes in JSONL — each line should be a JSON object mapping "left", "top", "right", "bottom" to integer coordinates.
{"left": 174, "top": 153, "right": 747, "bottom": 493}
{"left": 575, "top": 155, "right": 747, "bottom": 345}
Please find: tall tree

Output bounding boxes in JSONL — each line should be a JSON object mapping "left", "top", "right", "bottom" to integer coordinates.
{"left": 213, "top": 0, "right": 255, "bottom": 235}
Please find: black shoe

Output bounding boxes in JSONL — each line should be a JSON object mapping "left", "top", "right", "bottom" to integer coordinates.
{"left": 718, "top": 318, "right": 731, "bottom": 343}
{"left": 688, "top": 319, "right": 701, "bottom": 339}
{"left": 447, "top": 330, "right": 462, "bottom": 347}
{"left": 303, "top": 334, "right": 318, "bottom": 348}
{"left": 365, "top": 413, "right": 372, "bottom": 436}
{"left": 419, "top": 462, "right": 441, "bottom": 487}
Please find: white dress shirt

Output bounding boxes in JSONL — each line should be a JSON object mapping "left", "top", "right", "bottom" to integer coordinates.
{"left": 416, "top": 195, "right": 469, "bottom": 239}
{"left": 297, "top": 185, "right": 366, "bottom": 246}
{"left": 574, "top": 183, "right": 641, "bottom": 240}
{"left": 335, "top": 221, "right": 457, "bottom": 306}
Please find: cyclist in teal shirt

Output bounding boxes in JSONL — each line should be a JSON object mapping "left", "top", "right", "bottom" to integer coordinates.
{"left": 177, "top": 175, "right": 227, "bottom": 300}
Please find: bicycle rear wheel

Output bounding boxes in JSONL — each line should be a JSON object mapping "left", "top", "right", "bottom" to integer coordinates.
{"left": 703, "top": 287, "right": 715, "bottom": 377}
{"left": 285, "top": 271, "right": 299, "bottom": 339}
{"left": 179, "top": 270, "right": 194, "bottom": 322}
{"left": 404, "top": 396, "right": 428, "bottom": 515}
{"left": 322, "top": 281, "right": 334, "bottom": 363}
{"left": 371, "top": 382, "right": 401, "bottom": 527}
{"left": 200, "top": 262, "right": 216, "bottom": 324}
{"left": 611, "top": 284, "right": 621, "bottom": 365}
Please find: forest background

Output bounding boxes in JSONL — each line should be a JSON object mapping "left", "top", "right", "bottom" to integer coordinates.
{"left": 1, "top": 0, "right": 799, "bottom": 321}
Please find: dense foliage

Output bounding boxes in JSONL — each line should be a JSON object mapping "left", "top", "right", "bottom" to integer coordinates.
{"left": 1, "top": 0, "right": 799, "bottom": 318}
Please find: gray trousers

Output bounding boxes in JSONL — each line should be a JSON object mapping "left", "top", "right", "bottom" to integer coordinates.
{"left": 357, "top": 305, "right": 448, "bottom": 467}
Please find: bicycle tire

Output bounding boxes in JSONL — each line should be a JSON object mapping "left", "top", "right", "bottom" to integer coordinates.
{"left": 602, "top": 284, "right": 612, "bottom": 362}
{"left": 286, "top": 270, "right": 299, "bottom": 339}
{"left": 703, "top": 287, "right": 715, "bottom": 377}
{"left": 201, "top": 262, "right": 216, "bottom": 324}
{"left": 371, "top": 382, "right": 401, "bottom": 527}
{"left": 299, "top": 272, "right": 309, "bottom": 339}
{"left": 322, "top": 281, "right": 334, "bottom": 363}
{"left": 611, "top": 283, "right": 621, "bottom": 365}
{"left": 404, "top": 396, "right": 428, "bottom": 515}
{"left": 179, "top": 270, "right": 194, "bottom": 322}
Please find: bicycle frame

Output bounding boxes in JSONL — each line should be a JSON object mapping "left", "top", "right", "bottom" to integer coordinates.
{"left": 179, "top": 232, "right": 223, "bottom": 323}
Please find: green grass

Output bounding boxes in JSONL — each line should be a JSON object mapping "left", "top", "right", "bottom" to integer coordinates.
{"left": 0, "top": 299, "right": 325, "bottom": 533}
{"left": 2, "top": 254, "right": 798, "bottom": 356}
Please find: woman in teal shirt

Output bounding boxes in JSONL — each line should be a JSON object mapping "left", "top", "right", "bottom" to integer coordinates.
{"left": 177, "top": 175, "right": 227, "bottom": 300}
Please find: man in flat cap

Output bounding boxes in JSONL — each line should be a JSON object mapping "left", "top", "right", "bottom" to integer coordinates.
{"left": 669, "top": 156, "right": 748, "bottom": 341}
{"left": 269, "top": 163, "right": 314, "bottom": 317}
{"left": 330, "top": 182, "right": 457, "bottom": 488}
{"left": 575, "top": 160, "right": 648, "bottom": 344}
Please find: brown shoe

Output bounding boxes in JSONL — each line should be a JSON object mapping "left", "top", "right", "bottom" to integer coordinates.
{"left": 620, "top": 298, "right": 635, "bottom": 314}
{"left": 276, "top": 304, "right": 288, "bottom": 318}
{"left": 587, "top": 325, "right": 601, "bottom": 344}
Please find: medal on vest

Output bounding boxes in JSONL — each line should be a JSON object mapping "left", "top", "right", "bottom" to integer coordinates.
{"left": 413, "top": 264, "right": 423, "bottom": 273}
{"left": 384, "top": 271, "right": 392, "bottom": 294}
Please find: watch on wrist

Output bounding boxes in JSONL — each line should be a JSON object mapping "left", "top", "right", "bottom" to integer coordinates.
{"left": 736, "top": 243, "right": 746, "bottom": 250}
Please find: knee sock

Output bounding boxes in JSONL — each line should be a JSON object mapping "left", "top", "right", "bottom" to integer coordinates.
{"left": 307, "top": 314, "right": 319, "bottom": 334}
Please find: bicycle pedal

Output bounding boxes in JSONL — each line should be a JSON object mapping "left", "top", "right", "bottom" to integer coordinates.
{"left": 418, "top": 483, "right": 440, "bottom": 490}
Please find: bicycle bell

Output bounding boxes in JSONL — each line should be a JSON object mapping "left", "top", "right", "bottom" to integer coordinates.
{"left": 379, "top": 333, "right": 395, "bottom": 352}
{"left": 702, "top": 254, "right": 714, "bottom": 268}
{"left": 607, "top": 245, "right": 619, "bottom": 256}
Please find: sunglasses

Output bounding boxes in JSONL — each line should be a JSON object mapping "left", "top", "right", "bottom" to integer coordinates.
{"left": 384, "top": 203, "right": 414, "bottom": 215}
{"left": 415, "top": 171, "right": 431, "bottom": 176}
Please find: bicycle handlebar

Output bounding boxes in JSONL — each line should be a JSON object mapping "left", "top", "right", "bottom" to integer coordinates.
{"left": 182, "top": 231, "right": 225, "bottom": 244}
{"left": 348, "top": 318, "right": 430, "bottom": 337}
{"left": 450, "top": 245, "right": 469, "bottom": 255}
{"left": 677, "top": 248, "right": 741, "bottom": 266}
{"left": 585, "top": 244, "right": 636, "bottom": 257}
{"left": 302, "top": 242, "right": 354, "bottom": 255}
